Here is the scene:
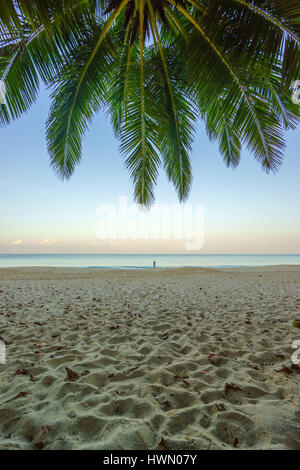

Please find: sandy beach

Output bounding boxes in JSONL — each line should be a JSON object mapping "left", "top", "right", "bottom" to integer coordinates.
{"left": 0, "top": 266, "right": 299, "bottom": 450}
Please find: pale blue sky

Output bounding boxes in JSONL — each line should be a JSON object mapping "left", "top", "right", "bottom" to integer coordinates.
{"left": 0, "top": 87, "right": 299, "bottom": 254}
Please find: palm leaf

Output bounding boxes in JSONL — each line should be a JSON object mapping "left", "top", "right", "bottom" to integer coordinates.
{"left": 146, "top": 1, "right": 195, "bottom": 201}
{"left": 119, "top": 42, "right": 161, "bottom": 205}
{"left": 107, "top": 40, "right": 134, "bottom": 136}
{"left": 173, "top": 3, "right": 285, "bottom": 171}
{"left": 46, "top": 18, "right": 117, "bottom": 178}
{"left": 0, "top": 0, "right": 92, "bottom": 35}
{"left": 0, "top": 6, "right": 95, "bottom": 126}
{"left": 202, "top": 96, "right": 241, "bottom": 168}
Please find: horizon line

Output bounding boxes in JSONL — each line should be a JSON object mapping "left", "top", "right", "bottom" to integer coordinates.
{"left": 1, "top": 253, "right": 300, "bottom": 256}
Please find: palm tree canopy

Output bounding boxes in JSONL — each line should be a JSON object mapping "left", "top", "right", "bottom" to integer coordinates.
{"left": 1, "top": 0, "right": 299, "bottom": 205}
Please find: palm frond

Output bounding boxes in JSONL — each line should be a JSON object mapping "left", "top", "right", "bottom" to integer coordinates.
{"left": 173, "top": 3, "right": 285, "bottom": 171}
{"left": 0, "top": 6, "right": 96, "bottom": 126}
{"left": 0, "top": 27, "right": 41, "bottom": 125}
{"left": 119, "top": 46, "right": 161, "bottom": 204}
{"left": 0, "top": 0, "right": 93, "bottom": 35}
{"left": 146, "top": 4, "right": 195, "bottom": 200}
{"left": 198, "top": 0, "right": 300, "bottom": 88}
{"left": 107, "top": 41, "right": 134, "bottom": 136}
{"left": 232, "top": 0, "right": 300, "bottom": 44}
{"left": 46, "top": 19, "right": 116, "bottom": 178}
{"left": 201, "top": 96, "right": 241, "bottom": 168}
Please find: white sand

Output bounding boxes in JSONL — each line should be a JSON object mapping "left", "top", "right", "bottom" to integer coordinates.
{"left": 0, "top": 266, "right": 299, "bottom": 450}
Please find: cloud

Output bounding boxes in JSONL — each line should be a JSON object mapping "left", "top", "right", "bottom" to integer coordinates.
{"left": 12, "top": 239, "right": 22, "bottom": 245}
{"left": 91, "top": 240, "right": 117, "bottom": 247}
{"left": 39, "top": 238, "right": 56, "bottom": 246}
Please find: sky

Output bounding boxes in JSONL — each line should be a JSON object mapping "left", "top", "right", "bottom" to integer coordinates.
{"left": 0, "top": 87, "right": 300, "bottom": 254}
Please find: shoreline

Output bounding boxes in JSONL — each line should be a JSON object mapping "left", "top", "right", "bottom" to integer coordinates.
{"left": 0, "top": 264, "right": 300, "bottom": 279}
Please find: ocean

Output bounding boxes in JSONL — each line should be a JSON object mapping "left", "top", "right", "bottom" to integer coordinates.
{"left": 0, "top": 254, "right": 299, "bottom": 268}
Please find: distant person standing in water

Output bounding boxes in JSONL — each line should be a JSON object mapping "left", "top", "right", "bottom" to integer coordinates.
{"left": 153, "top": 260, "right": 156, "bottom": 269}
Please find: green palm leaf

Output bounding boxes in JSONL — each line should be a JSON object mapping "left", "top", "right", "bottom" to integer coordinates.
{"left": 0, "top": 0, "right": 92, "bottom": 35}
{"left": 150, "top": 48, "right": 195, "bottom": 200}
{"left": 46, "top": 19, "right": 117, "bottom": 178}
{"left": 202, "top": 97, "right": 241, "bottom": 168}
{"left": 0, "top": 5, "right": 96, "bottom": 125}
{"left": 180, "top": 6, "right": 286, "bottom": 171}
{"left": 146, "top": 1, "right": 195, "bottom": 201}
{"left": 107, "top": 40, "right": 134, "bottom": 136}
{"left": 0, "top": 25, "right": 62, "bottom": 125}
{"left": 119, "top": 5, "right": 161, "bottom": 206}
